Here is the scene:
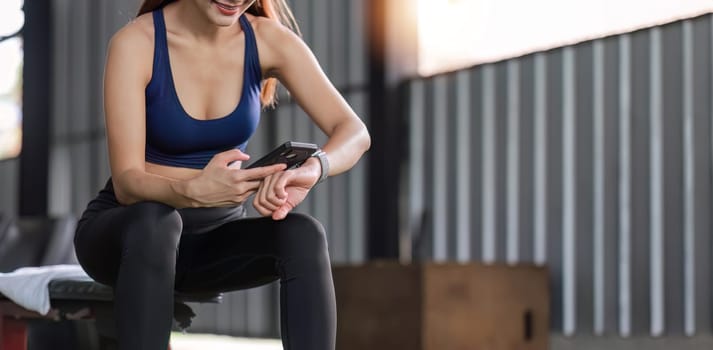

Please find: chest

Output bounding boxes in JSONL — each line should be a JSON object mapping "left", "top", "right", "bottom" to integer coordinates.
{"left": 167, "top": 36, "right": 247, "bottom": 121}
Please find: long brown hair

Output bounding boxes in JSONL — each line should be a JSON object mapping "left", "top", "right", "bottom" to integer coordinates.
{"left": 137, "top": 0, "right": 301, "bottom": 108}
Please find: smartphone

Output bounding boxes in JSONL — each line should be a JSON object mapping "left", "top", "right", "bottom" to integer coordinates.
{"left": 245, "top": 141, "right": 319, "bottom": 169}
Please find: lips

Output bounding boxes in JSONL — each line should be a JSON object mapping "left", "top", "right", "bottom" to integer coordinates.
{"left": 212, "top": 0, "right": 239, "bottom": 15}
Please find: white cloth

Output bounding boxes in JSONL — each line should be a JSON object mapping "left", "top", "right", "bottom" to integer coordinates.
{"left": 0, "top": 264, "right": 91, "bottom": 315}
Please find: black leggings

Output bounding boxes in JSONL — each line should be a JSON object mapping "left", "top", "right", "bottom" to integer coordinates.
{"left": 73, "top": 179, "right": 336, "bottom": 350}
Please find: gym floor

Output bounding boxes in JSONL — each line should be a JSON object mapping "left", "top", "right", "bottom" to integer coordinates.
{"left": 168, "top": 333, "right": 713, "bottom": 350}
{"left": 170, "top": 332, "right": 282, "bottom": 350}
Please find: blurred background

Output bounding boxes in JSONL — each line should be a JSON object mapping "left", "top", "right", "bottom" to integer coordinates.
{"left": 2, "top": 0, "right": 713, "bottom": 349}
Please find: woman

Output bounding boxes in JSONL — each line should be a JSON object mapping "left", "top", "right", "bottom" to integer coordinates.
{"left": 72, "top": 0, "right": 370, "bottom": 349}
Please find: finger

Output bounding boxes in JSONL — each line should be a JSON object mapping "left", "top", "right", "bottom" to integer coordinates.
{"left": 238, "top": 180, "right": 262, "bottom": 194}
{"left": 273, "top": 170, "right": 293, "bottom": 198}
{"left": 272, "top": 203, "right": 292, "bottom": 220}
{"left": 253, "top": 201, "right": 272, "bottom": 216}
{"left": 265, "top": 172, "right": 287, "bottom": 207}
{"left": 240, "top": 163, "right": 287, "bottom": 181}
{"left": 256, "top": 174, "right": 269, "bottom": 207}
{"left": 258, "top": 178, "right": 281, "bottom": 214}
{"left": 277, "top": 171, "right": 292, "bottom": 199}
{"left": 215, "top": 149, "right": 250, "bottom": 165}
{"left": 258, "top": 175, "right": 281, "bottom": 212}
{"left": 252, "top": 185, "right": 273, "bottom": 216}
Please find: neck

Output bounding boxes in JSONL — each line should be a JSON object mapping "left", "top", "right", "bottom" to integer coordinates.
{"left": 169, "top": 1, "right": 243, "bottom": 44}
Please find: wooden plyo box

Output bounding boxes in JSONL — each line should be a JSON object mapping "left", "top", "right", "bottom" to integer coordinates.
{"left": 333, "top": 262, "right": 549, "bottom": 350}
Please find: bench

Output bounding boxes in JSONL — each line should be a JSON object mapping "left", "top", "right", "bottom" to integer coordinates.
{"left": 0, "top": 214, "right": 220, "bottom": 350}
{"left": 0, "top": 278, "right": 221, "bottom": 350}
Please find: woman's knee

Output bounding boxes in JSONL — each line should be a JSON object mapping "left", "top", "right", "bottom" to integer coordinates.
{"left": 120, "top": 201, "right": 183, "bottom": 254}
{"left": 276, "top": 213, "right": 328, "bottom": 255}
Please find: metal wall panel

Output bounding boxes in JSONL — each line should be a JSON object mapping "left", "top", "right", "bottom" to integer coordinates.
{"left": 404, "top": 14, "right": 713, "bottom": 337}
{"left": 691, "top": 17, "right": 712, "bottom": 335}
{"left": 546, "top": 49, "right": 565, "bottom": 332}
{"left": 455, "top": 70, "right": 472, "bottom": 262}
{"left": 518, "top": 55, "right": 535, "bottom": 265}
{"left": 481, "top": 64, "right": 497, "bottom": 263}
{"left": 0, "top": 160, "right": 19, "bottom": 216}
{"left": 601, "top": 35, "right": 620, "bottom": 336}
{"left": 617, "top": 33, "right": 633, "bottom": 336}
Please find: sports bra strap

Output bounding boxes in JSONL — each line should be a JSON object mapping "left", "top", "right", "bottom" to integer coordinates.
{"left": 238, "top": 15, "right": 262, "bottom": 81}
{"left": 150, "top": 9, "right": 171, "bottom": 87}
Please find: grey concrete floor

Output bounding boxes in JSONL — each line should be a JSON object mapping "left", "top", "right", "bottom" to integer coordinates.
{"left": 170, "top": 332, "right": 713, "bottom": 349}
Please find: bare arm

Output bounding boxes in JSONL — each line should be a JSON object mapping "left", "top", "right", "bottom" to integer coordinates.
{"left": 257, "top": 20, "right": 371, "bottom": 176}
{"left": 252, "top": 19, "right": 371, "bottom": 219}
{"left": 104, "top": 21, "right": 283, "bottom": 208}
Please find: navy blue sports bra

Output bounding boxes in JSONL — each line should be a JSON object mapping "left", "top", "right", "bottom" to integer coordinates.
{"left": 144, "top": 8, "right": 262, "bottom": 169}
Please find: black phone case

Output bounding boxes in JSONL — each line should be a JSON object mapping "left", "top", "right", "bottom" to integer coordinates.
{"left": 245, "top": 141, "right": 319, "bottom": 169}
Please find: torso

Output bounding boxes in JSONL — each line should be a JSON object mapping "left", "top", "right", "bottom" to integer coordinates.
{"left": 129, "top": 5, "right": 281, "bottom": 181}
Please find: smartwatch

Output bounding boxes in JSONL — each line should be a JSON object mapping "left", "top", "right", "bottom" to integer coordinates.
{"left": 311, "top": 150, "right": 329, "bottom": 184}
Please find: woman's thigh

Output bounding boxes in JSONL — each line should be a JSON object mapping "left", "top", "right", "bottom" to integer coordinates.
{"left": 74, "top": 206, "right": 138, "bottom": 285}
{"left": 74, "top": 201, "right": 182, "bottom": 286}
{"left": 175, "top": 213, "right": 328, "bottom": 294}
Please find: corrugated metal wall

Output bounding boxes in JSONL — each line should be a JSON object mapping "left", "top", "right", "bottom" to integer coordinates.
{"left": 2, "top": 0, "right": 712, "bottom": 343}
{"left": 0, "top": 159, "right": 18, "bottom": 215}
{"left": 45, "top": 0, "right": 368, "bottom": 338}
{"left": 405, "top": 15, "right": 713, "bottom": 336}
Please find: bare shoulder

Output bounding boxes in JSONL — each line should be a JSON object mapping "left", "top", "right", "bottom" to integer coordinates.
{"left": 247, "top": 14, "right": 294, "bottom": 38}
{"left": 106, "top": 13, "right": 154, "bottom": 81}
{"left": 109, "top": 13, "right": 153, "bottom": 52}
{"left": 246, "top": 14, "right": 309, "bottom": 75}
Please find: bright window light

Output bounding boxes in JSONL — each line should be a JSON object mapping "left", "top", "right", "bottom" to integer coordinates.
{"left": 0, "top": 0, "right": 23, "bottom": 160}
{"left": 417, "top": 0, "right": 713, "bottom": 76}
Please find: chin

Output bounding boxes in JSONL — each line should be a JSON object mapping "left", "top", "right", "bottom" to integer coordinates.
{"left": 208, "top": 15, "right": 239, "bottom": 27}
{"left": 206, "top": 0, "right": 243, "bottom": 25}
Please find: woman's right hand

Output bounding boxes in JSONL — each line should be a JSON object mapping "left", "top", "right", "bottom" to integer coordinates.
{"left": 181, "top": 149, "right": 286, "bottom": 207}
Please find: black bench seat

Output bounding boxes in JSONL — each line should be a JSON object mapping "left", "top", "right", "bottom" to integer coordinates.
{"left": 0, "top": 278, "right": 222, "bottom": 350}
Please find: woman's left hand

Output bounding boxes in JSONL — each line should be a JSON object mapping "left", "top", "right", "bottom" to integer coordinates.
{"left": 252, "top": 158, "right": 321, "bottom": 220}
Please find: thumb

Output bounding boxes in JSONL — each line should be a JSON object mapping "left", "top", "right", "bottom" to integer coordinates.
{"left": 216, "top": 149, "right": 250, "bottom": 166}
